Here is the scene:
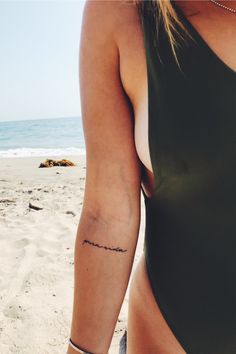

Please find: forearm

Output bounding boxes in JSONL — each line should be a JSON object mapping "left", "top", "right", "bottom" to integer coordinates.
{"left": 68, "top": 208, "right": 140, "bottom": 354}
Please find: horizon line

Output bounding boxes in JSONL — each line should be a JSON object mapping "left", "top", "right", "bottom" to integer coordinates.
{"left": 0, "top": 116, "right": 81, "bottom": 124}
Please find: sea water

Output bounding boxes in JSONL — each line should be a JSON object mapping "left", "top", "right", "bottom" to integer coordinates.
{"left": 0, "top": 117, "right": 85, "bottom": 158}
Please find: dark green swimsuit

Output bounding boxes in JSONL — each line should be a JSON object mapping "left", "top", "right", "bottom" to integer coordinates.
{"left": 139, "top": 2, "right": 236, "bottom": 353}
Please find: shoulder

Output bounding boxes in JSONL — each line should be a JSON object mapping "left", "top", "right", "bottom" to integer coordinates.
{"left": 82, "top": 0, "right": 140, "bottom": 47}
{"left": 80, "top": 0, "right": 145, "bottom": 106}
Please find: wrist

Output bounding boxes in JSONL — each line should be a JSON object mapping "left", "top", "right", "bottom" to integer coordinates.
{"left": 68, "top": 337, "right": 107, "bottom": 354}
{"left": 68, "top": 337, "right": 94, "bottom": 353}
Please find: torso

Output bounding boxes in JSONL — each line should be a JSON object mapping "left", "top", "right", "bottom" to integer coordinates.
{"left": 118, "top": 0, "right": 236, "bottom": 195}
{"left": 116, "top": 1, "right": 236, "bottom": 352}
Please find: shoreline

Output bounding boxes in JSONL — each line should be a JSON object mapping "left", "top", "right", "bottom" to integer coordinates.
{"left": 0, "top": 150, "right": 86, "bottom": 159}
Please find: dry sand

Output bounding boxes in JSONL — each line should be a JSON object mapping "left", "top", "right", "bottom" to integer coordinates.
{"left": 0, "top": 155, "right": 145, "bottom": 354}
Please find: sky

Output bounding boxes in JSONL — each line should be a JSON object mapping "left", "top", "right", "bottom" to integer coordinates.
{"left": 0, "top": 0, "right": 86, "bottom": 122}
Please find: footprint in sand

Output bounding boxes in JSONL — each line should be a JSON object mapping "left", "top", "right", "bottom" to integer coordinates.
{"left": 14, "top": 238, "right": 30, "bottom": 249}
{"left": 3, "top": 299, "right": 28, "bottom": 320}
{"left": 36, "top": 249, "right": 49, "bottom": 257}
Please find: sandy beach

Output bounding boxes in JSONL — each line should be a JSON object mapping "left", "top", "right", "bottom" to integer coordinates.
{"left": 0, "top": 155, "right": 145, "bottom": 354}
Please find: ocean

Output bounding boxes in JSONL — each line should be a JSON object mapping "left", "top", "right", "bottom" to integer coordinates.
{"left": 0, "top": 117, "right": 86, "bottom": 158}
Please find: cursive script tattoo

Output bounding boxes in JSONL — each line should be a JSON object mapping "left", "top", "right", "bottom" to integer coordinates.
{"left": 82, "top": 239, "right": 127, "bottom": 253}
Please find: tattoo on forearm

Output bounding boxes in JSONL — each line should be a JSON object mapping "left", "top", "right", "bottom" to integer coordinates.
{"left": 82, "top": 239, "right": 127, "bottom": 253}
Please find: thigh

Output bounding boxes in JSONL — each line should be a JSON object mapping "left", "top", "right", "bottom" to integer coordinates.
{"left": 126, "top": 254, "right": 186, "bottom": 354}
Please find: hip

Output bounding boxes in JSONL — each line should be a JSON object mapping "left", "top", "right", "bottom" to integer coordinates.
{"left": 122, "top": 253, "right": 186, "bottom": 354}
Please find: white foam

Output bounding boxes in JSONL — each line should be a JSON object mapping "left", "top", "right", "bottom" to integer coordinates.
{"left": 0, "top": 147, "right": 86, "bottom": 158}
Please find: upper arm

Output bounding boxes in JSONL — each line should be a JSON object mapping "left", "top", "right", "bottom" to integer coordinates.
{"left": 79, "top": 0, "right": 142, "bottom": 224}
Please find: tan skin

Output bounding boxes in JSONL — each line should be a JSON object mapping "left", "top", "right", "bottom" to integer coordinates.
{"left": 67, "top": 1, "right": 236, "bottom": 353}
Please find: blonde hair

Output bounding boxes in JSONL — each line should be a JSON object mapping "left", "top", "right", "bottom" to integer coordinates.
{"left": 133, "top": 0, "right": 194, "bottom": 69}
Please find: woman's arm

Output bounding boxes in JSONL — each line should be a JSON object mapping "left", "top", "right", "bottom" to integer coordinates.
{"left": 68, "top": 1, "right": 142, "bottom": 353}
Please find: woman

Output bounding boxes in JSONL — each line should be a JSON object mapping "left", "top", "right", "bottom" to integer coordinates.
{"left": 67, "top": 0, "right": 236, "bottom": 353}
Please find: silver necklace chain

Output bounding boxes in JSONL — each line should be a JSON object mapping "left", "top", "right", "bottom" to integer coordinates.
{"left": 210, "top": 0, "right": 236, "bottom": 14}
